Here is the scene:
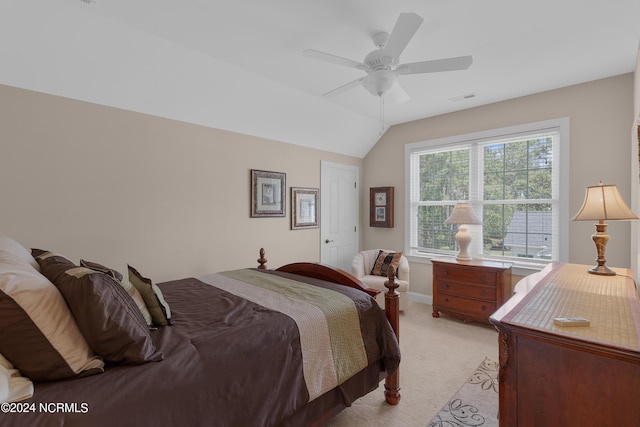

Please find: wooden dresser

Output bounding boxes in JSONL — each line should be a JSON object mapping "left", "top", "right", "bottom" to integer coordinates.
{"left": 490, "top": 263, "right": 640, "bottom": 426}
{"left": 432, "top": 257, "right": 512, "bottom": 324}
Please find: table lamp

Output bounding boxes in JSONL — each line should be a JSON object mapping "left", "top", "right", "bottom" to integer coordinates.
{"left": 571, "top": 181, "right": 638, "bottom": 275}
{"left": 445, "top": 203, "right": 481, "bottom": 261}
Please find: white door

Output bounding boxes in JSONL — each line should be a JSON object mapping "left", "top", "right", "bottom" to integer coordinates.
{"left": 320, "top": 161, "right": 359, "bottom": 271}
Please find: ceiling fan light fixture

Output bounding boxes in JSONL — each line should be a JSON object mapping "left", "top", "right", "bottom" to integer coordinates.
{"left": 372, "top": 32, "right": 389, "bottom": 48}
{"left": 362, "top": 70, "right": 398, "bottom": 96}
{"left": 304, "top": 12, "right": 472, "bottom": 105}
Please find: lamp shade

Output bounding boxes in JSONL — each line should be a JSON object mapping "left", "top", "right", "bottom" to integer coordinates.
{"left": 445, "top": 203, "right": 482, "bottom": 225}
{"left": 571, "top": 182, "right": 638, "bottom": 221}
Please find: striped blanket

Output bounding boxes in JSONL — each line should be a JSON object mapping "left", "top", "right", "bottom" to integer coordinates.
{"left": 203, "top": 269, "right": 369, "bottom": 400}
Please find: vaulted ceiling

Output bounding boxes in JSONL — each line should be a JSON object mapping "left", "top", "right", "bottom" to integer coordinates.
{"left": 1, "top": 0, "right": 638, "bottom": 157}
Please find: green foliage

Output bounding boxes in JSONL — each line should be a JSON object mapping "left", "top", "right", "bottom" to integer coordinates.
{"left": 415, "top": 137, "right": 553, "bottom": 256}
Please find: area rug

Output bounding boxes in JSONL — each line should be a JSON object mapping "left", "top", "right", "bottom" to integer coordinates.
{"left": 427, "top": 357, "right": 499, "bottom": 427}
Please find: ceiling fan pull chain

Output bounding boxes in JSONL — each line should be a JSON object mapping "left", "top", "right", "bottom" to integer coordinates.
{"left": 380, "top": 94, "right": 384, "bottom": 135}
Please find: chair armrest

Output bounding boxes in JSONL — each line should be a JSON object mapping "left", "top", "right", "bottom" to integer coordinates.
{"left": 397, "top": 256, "right": 410, "bottom": 283}
{"left": 351, "top": 253, "right": 366, "bottom": 278}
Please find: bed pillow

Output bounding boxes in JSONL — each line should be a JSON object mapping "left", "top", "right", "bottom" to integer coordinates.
{"left": 370, "top": 250, "right": 403, "bottom": 277}
{"left": 0, "top": 260, "right": 104, "bottom": 381}
{"left": 0, "top": 353, "right": 33, "bottom": 403}
{"left": 33, "top": 250, "right": 163, "bottom": 364}
{"left": 79, "top": 259, "right": 123, "bottom": 281}
{"left": 0, "top": 235, "right": 40, "bottom": 272}
{"left": 80, "top": 259, "right": 153, "bottom": 326}
{"left": 128, "top": 265, "right": 172, "bottom": 326}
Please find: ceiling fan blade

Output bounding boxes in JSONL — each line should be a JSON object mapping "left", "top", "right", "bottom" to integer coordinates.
{"left": 322, "top": 77, "right": 365, "bottom": 97}
{"left": 382, "top": 13, "right": 424, "bottom": 59}
{"left": 386, "top": 81, "right": 410, "bottom": 104}
{"left": 396, "top": 55, "right": 473, "bottom": 75}
{"left": 303, "top": 49, "right": 369, "bottom": 71}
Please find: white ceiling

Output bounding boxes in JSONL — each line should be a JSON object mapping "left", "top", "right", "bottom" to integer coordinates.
{"left": 1, "top": 0, "right": 638, "bottom": 158}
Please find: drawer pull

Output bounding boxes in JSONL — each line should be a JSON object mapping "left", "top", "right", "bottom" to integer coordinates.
{"left": 481, "top": 275, "right": 487, "bottom": 282}
{"left": 444, "top": 284, "right": 449, "bottom": 289}
{"left": 443, "top": 271, "right": 449, "bottom": 276}
{"left": 444, "top": 298, "right": 449, "bottom": 303}
{"left": 481, "top": 305, "right": 487, "bottom": 311}
{"left": 481, "top": 290, "right": 487, "bottom": 296}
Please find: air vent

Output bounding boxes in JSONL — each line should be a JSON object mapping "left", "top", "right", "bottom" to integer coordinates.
{"left": 449, "top": 93, "right": 477, "bottom": 102}
{"left": 80, "top": 0, "right": 96, "bottom": 4}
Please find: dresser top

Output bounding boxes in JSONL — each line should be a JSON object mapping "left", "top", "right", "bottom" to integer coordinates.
{"left": 432, "top": 256, "right": 512, "bottom": 270}
{"left": 496, "top": 263, "right": 640, "bottom": 352}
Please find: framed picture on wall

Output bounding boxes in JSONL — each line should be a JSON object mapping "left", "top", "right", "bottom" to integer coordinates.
{"left": 370, "top": 186, "right": 394, "bottom": 228}
{"left": 291, "top": 187, "right": 319, "bottom": 229}
{"left": 251, "top": 169, "right": 286, "bottom": 217}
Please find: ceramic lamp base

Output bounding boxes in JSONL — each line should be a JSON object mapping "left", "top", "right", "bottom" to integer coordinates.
{"left": 455, "top": 225, "right": 473, "bottom": 261}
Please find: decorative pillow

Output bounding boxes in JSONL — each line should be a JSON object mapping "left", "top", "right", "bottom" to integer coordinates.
{"left": 80, "top": 259, "right": 153, "bottom": 326}
{"left": 119, "top": 276, "right": 153, "bottom": 326}
{"left": 79, "top": 259, "right": 123, "bottom": 281}
{"left": 128, "top": 265, "right": 172, "bottom": 326}
{"left": 0, "top": 235, "right": 40, "bottom": 272}
{"left": 0, "top": 353, "right": 33, "bottom": 403}
{"left": 0, "top": 259, "right": 104, "bottom": 381}
{"left": 34, "top": 250, "right": 163, "bottom": 364}
{"left": 371, "top": 250, "right": 403, "bottom": 277}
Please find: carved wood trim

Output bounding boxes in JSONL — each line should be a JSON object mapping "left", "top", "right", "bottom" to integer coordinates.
{"left": 498, "top": 330, "right": 510, "bottom": 370}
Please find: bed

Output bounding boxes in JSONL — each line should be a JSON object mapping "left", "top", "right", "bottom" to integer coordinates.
{"left": 0, "top": 238, "right": 401, "bottom": 427}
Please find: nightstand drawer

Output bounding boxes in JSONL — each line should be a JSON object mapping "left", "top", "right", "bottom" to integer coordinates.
{"left": 438, "top": 294, "right": 497, "bottom": 318}
{"left": 434, "top": 265, "right": 497, "bottom": 287}
{"left": 437, "top": 281, "right": 496, "bottom": 300}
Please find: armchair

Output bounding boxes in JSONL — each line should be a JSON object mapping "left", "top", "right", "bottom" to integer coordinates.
{"left": 352, "top": 249, "right": 410, "bottom": 311}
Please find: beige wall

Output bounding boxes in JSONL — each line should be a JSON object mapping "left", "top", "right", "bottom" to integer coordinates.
{"left": 362, "top": 73, "right": 635, "bottom": 297}
{"left": 1, "top": 74, "right": 634, "bottom": 297}
{"left": 0, "top": 84, "right": 361, "bottom": 282}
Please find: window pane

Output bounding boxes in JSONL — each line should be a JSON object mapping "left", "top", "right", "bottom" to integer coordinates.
{"left": 407, "top": 121, "right": 562, "bottom": 264}
{"left": 483, "top": 171, "right": 505, "bottom": 200}
{"left": 416, "top": 205, "right": 456, "bottom": 250}
{"left": 484, "top": 144, "right": 505, "bottom": 173}
{"left": 483, "top": 203, "right": 553, "bottom": 260}
{"left": 528, "top": 137, "right": 553, "bottom": 169}
{"left": 529, "top": 169, "right": 552, "bottom": 198}
{"left": 483, "top": 204, "right": 512, "bottom": 256}
{"left": 506, "top": 171, "right": 529, "bottom": 200}
{"left": 483, "top": 138, "right": 553, "bottom": 201}
{"left": 420, "top": 149, "right": 469, "bottom": 201}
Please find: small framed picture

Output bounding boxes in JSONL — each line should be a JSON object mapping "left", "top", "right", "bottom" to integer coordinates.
{"left": 251, "top": 169, "right": 286, "bottom": 217}
{"left": 370, "top": 186, "right": 394, "bottom": 228}
{"left": 291, "top": 187, "right": 319, "bottom": 229}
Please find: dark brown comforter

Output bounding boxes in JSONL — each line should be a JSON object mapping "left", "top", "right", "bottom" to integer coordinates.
{"left": 2, "top": 269, "right": 400, "bottom": 427}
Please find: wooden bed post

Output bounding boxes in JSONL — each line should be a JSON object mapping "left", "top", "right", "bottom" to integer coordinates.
{"left": 257, "top": 248, "right": 267, "bottom": 269}
{"left": 384, "top": 265, "right": 401, "bottom": 405}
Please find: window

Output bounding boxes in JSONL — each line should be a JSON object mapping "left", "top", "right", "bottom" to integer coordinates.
{"left": 405, "top": 118, "right": 569, "bottom": 268}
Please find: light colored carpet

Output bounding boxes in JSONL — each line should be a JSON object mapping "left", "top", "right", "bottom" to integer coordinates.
{"left": 427, "top": 357, "right": 499, "bottom": 427}
{"left": 326, "top": 300, "right": 499, "bottom": 427}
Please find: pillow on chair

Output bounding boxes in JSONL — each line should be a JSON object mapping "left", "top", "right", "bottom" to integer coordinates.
{"left": 371, "top": 250, "right": 403, "bottom": 277}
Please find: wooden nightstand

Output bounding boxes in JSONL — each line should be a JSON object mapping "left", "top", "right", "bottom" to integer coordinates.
{"left": 432, "top": 257, "right": 512, "bottom": 324}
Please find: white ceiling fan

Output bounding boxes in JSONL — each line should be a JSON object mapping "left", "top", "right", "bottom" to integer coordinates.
{"left": 304, "top": 12, "right": 473, "bottom": 104}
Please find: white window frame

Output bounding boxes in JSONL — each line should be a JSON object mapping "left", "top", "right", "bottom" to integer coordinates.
{"left": 404, "top": 118, "right": 570, "bottom": 272}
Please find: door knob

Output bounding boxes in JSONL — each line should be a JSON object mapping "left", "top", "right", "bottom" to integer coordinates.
{"left": 325, "top": 239, "right": 334, "bottom": 244}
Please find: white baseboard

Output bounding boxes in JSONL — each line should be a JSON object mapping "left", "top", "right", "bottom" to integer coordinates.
{"left": 408, "top": 291, "right": 432, "bottom": 305}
